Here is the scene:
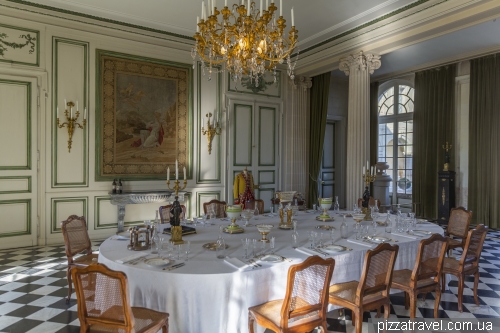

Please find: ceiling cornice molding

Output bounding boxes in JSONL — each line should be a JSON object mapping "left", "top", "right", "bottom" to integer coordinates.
{"left": 295, "top": 0, "right": 497, "bottom": 77}
{"left": 1, "top": 0, "right": 194, "bottom": 43}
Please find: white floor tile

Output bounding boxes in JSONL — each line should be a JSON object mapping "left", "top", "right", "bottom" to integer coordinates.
{"left": 26, "top": 307, "right": 65, "bottom": 321}
{"left": 0, "top": 302, "right": 24, "bottom": 315}
{"left": 27, "top": 295, "right": 62, "bottom": 307}
{"left": 0, "top": 316, "right": 22, "bottom": 331}
{"left": 29, "top": 277, "right": 60, "bottom": 285}
{"left": 0, "top": 282, "right": 27, "bottom": 291}
{"left": 25, "top": 322, "right": 67, "bottom": 333}
{"left": 0, "top": 291, "right": 26, "bottom": 302}
{"left": 0, "top": 273, "right": 29, "bottom": 282}
{"left": 29, "top": 285, "right": 62, "bottom": 296}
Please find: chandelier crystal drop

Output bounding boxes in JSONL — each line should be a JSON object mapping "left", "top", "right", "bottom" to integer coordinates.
{"left": 192, "top": 1, "right": 299, "bottom": 85}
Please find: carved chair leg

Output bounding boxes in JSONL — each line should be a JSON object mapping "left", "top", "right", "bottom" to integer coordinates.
{"left": 248, "top": 313, "right": 255, "bottom": 333}
{"left": 404, "top": 292, "right": 410, "bottom": 310}
{"left": 410, "top": 293, "right": 417, "bottom": 318}
{"left": 354, "top": 308, "right": 363, "bottom": 333}
{"left": 384, "top": 303, "right": 390, "bottom": 318}
{"left": 376, "top": 307, "right": 381, "bottom": 318}
{"left": 66, "top": 267, "right": 72, "bottom": 304}
{"left": 458, "top": 274, "right": 464, "bottom": 313}
{"left": 434, "top": 286, "right": 442, "bottom": 318}
{"left": 474, "top": 271, "right": 480, "bottom": 306}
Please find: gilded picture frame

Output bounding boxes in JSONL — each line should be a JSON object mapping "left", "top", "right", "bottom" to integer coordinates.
{"left": 95, "top": 50, "right": 193, "bottom": 180}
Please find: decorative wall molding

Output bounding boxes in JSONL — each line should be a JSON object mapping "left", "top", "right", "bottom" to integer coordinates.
{"left": 339, "top": 51, "right": 381, "bottom": 75}
{"left": 50, "top": 196, "right": 88, "bottom": 233}
{"left": 0, "top": 199, "right": 31, "bottom": 238}
{"left": 0, "top": 176, "right": 31, "bottom": 194}
{"left": 196, "top": 191, "right": 221, "bottom": 217}
{"left": 0, "top": 23, "right": 39, "bottom": 66}
{"left": 291, "top": 76, "right": 312, "bottom": 90}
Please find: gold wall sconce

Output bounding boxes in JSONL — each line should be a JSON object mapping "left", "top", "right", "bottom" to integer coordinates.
{"left": 201, "top": 111, "right": 221, "bottom": 154}
{"left": 57, "top": 100, "right": 86, "bottom": 152}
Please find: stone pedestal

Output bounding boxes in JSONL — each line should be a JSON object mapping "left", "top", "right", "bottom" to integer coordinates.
{"left": 339, "top": 51, "right": 381, "bottom": 209}
{"left": 373, "top": 162, "right": 392, "bottom": 213}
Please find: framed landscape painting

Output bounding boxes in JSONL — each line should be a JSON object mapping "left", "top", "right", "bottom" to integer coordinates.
{"left": 96, "top": 50, "right": 192, "bottom": 180}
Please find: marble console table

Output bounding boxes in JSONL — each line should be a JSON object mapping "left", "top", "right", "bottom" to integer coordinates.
{"left": 109, "top": 190, "right": 175, "bottom": 232}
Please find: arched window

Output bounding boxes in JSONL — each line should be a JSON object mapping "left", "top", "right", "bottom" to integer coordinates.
{"left": 378, "top": 81, "right": 414, "bottom": 203}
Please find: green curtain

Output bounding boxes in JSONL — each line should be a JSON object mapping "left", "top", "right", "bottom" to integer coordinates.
{"left": 370, "top": 82, "right": 380, "bottom": 193}
{"left": 308, "top": 72, "right": 331, "bottom": 208}
{"left": 469, "top": 54, "right": 500, "bottom": 228}
{"left": 413, "top": 64, "right": 456, "bottom": 220}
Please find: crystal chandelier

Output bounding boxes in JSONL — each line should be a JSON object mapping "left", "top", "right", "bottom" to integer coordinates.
{"left": 192, "top": 0, "right": 299, "bottom": 85}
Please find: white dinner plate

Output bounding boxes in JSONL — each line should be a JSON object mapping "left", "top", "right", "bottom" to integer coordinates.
{"left": 412, "top": 230, "right": 432, "bottom": 236}
{"left": 259, "top": 254, "right": 284, "bottom": 263}
{"left": 144, "top": 258, "right": 171, "bottom": 268}
{"left": 322, "top": 245, "right": 348, "bottom": 253}
{"left": 417, "top": 219, "right": 429, "bottom": 224}
{"left": 367, "top": 235, "right": 391, "bottom": 243}
{"left": 306, "top": 210, "right": 317, "bottom": 214}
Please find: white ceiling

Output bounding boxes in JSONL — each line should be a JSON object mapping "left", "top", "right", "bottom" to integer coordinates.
{"left": 13, "top": 0, "right": 500, "bottom": 77}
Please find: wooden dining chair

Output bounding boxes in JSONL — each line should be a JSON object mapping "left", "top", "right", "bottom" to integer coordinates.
{"left": 442, "top": 224, "right": 488, "bottom": 312}
{"left": 445, "top": 207, "right": 473, "bottom": 252}
{"left": 248, "top": 256, "right": 335, "bottom": 333}
{"left": 390, "top": 233, "right": 448, "bottom": 318}
{"left": 357, "top": 197, "right": 381, "bottom": 209}
{"left": 328, "top": 243, "right": 399, "bottom": 333}
{"left": 203, "top": 199, "right": 227, "bottom": 218}
{"left": 61, "top": 215, "right": 99, "bottom": 303}
{"left": 159, "top": 204, "right": 186, "bottom": 223}
{"left": 71, "top": 263, "right": 169, "bottom": 332}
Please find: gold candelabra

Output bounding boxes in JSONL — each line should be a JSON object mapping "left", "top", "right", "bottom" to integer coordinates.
{"left": 166, "top": 177, "right": 187, "bottom": 245}
{"left": 361, "top": 165, "right": 377, "bottom": 220}
{"left": 166, "top": 178, "right": 188, "bottom": 197}
{"left": 57, "top": 101, "right": 86, "bottom": 152}
{"left": 201, "top": 112, "right": 222, "bottom": 154}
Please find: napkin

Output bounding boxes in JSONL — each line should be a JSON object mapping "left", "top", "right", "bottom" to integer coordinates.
{"left": 346, "top": 238, "right": 375, "bottom": 247}
{"left": 224, "top": 256, "right": 252, "bottom": 271}
{"left": 115, "top": 252, "right": 148, "bottom": 264}
{"left": 392, "top": 231, "right": 420, "bottom": 239}
{"left": 295, "top": 247, "right": 319, "bottom": 256}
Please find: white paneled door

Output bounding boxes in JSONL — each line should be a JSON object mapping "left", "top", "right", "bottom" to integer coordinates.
{"left": 0, "top": 74, "right": 39, "bottom": 249}
{"left": 227, "top": 98, "right": 280, "bottom": 213}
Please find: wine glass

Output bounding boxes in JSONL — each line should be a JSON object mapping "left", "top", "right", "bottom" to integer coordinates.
{"left": 185, "top": 241, "right": 191, "bottom": 261}
{"left": 241, "top": 238, "right": 250, "bottom": 259}
{"left": 176, "top": 244, "right": 183, "bottom": 260}
{"left": 270, "top": 237, "right": 275, "bottom": 254}
{"left": 330, "top": 228, "right": 336, "bottom": 245}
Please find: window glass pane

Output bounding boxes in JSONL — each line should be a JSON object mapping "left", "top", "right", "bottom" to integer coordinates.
{"left": 398, "top": 85, "right": 414, "bottom": 114}
{"left": 378, "top": 87, "right": 394, "bottom": 116}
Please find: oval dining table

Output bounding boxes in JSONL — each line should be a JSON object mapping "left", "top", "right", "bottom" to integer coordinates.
{"left": 98, "top": 211, "right": 444, "bottom": 333}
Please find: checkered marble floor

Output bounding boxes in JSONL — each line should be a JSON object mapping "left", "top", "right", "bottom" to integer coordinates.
{"left": 0, "top": 230, "right": 499, "bottom": 333}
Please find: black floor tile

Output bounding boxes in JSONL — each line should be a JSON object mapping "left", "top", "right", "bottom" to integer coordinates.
{"left": 48, "top": 309, "right": 80, "bottom": 324}
{"left": 1, "top": 318, "right": 44, "bottom": 333}
{"left": 54, "top": 325, "right": 81, "bottom": 333}
{"left": 3, "top": 304, "right": 43, "bottom": 317}
{"left": 9, "top": 293, "right": 44, "bottom": 304}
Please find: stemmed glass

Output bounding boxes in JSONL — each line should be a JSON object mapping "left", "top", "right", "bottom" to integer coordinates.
{"left": 176, "top": 244, "right": 183, "bottom": 260}
{"left": 330, "top": 228, "right": 336, "bottom": 245}
{"left": 242, "top": 209, "right": 254, "bottom": 227}
{"left": 270, "top": 237, "right": 275, "bottom": 254}
{"left": 291, "top": 220, "right": 299, "bottom": 249}
{"left": 309, "top": 231, "right": 318, "bottom": 249}
{"left": 241, "top": 238, "right": 250, "bottom": 259}
{"left": 185, "top": 241, "right": 191, "bottom": 261}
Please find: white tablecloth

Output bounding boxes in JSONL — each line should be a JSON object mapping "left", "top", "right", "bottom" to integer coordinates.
{"left": 98, "top": 212, "right": 443, "bottom": 333}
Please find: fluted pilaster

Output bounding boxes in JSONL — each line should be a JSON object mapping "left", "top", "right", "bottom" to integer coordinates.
{"left": 340, "top": 51, "right": 381, "bottom": 209}
{"left": 283, "top": 76, "right": 312, "bottom": 197}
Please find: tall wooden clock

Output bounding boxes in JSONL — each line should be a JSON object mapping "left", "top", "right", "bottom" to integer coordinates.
{"left": 438, "top": 170, "right": 456, "bottom": 224}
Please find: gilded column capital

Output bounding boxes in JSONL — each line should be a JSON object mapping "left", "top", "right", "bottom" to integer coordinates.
{"left": 339, "top": 51, "right": 381, "bottom": 76}
{"left": 291, "top": 76, "right": 312, "bottom": 90}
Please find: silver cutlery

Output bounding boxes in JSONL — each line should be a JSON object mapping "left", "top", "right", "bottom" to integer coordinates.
{"left": 163, "top": 263, "right": 185, "bottom": 271}
{"left": 249, "top": 259, "right": 262, "bottom": 267}
{"left": 312, "top": 248, "right": 328, "bottom": 256}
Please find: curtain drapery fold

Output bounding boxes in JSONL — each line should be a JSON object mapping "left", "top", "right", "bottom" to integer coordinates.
{"left": 307, "top": 72, "right": 331, "bottom": 208}
{"left": 469, "top": 54, "right": 500, "bottom": 228}
{"left": 413, "top": 64, "right": 456, "bottom": 220}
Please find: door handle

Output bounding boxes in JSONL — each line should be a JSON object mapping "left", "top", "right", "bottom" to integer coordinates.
{"left": 321, "top": 181, "right": 325, "bottom": 184}
{"left": 253, "top": 184, "right": 260, "bottom": 189}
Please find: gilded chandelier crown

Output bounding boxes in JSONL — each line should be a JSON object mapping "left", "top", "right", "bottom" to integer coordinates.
{"left": 192, "top": 1, "right": 299, "bottom": 86}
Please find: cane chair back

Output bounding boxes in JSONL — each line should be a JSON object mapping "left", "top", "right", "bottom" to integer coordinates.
{"left": 61, "top": 215, "right": 92, "bottom": 259}
{"left": 459, "top": 224, "right": 487, "bottom": 271}
{"left": 159, "top": 204, "right": 186, "bottom": 223}
{"left": 71, "top": 264, "right": 168, "bottom": 333}
{"left": 358, "top": 243, "right": 399, "bottom": 300}
{"left": 248, "top": 256, "right": 335, "bottom": 333}
{"left": 445, "top": 207, "right": 472, "bottom": 250}
{"left": 61, "top": 215, "right": 98, "bottom": 303}
{"left": 357, "top": 197, "right": 381, "bottom": 209}
{"left": 255, "top": 199, "right": 265, "bottom": 214}
{"left": 203, "top": 199, "right": 227, "bottom": 218}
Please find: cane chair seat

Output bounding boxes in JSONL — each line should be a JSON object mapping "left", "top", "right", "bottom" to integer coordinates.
{"left": 390, "top": 234, "right": 448, "bottom": 318}
{"left": 442, "top": 225, "right": 488, "bottom": 312}
{"left": 445, "top": 207, "right": 472, "bottom": 251}
{"left": 203, "top": 199, "right": 227, "bottom": 218}
{"left": 328, "top": 243, "right": 399, "bottom": 333}
{"left": 248, "top": 256, "right": 335, "bottom": 333}
{"left": 61, "top": 215, "right": 98, "bottom": 303}
{"left": 71, "top": 263, "right": 168, "bottom": 333}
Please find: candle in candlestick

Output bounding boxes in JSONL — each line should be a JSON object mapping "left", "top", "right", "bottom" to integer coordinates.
{"left": 280, "top": 0, "right": 282, "bottom": 16}
{"left": 371, "top": 166, "right": 374, "bottom": 176}
{"left": 64, "top": 99, "right": 67, "bottom": 107}
{"left": 76, "top": 101, "right": 79, "bottom": 111}
{"left": 366, "top": 161, "right": 369, "bottom": 172}
{"left": 247, "top": 0, "right": 250, "bottom": 15}
{"left": 291, "top": 6, "right": 294, "bottom": 26}
{"left": 183, "top": 167, "right": 186, "bottom": 181}
{"left": 202, "top": 1, "right": 205, "bottom": 19}
{"left": 84, "top": 107, "right": 87, "bottom": 120}
{"left": 57, "top": 106, "right": 59, "bottom": 118}
{"left": 70, "top": 107, "right": 73, "bottom": 119}
{"left": 260, "top": 0, "right": 262, "bottom": 12}
{"left": 196, "top": 16, "right": 200, "bottom": 32}
{"left": 175, "top": 159, "right": 179, "bottom": 180}
{"left": 167, "top": 167, "right": 170, "bottom": 179}
{"left": 241, "top": 0, "right": 244, "bottom": 5}
{"left": 266, "top": 0, "right": 268, "bottom": 9}
{"left": 225, "top": 0, "right": 227, "bottom": 6}
{"left": 362, "top": 166, "right": 365, "bottom": 177}
{"left": 202, "top": 117, "right": 204, "bottom": 128}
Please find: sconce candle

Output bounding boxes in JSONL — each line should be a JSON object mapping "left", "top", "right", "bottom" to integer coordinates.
{"left": 183, "top": 167, "right": 186, "bottom": 180}
{"left": 175, "top": 159, "right": 179, "bottom": 180}
{"left": 167, "top": 167, "right": 170, "bottom": 179}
